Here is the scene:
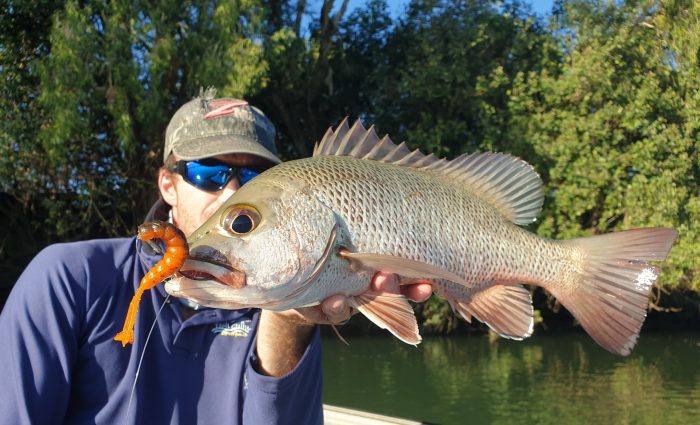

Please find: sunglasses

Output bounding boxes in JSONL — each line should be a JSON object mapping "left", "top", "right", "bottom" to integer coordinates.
{"left": 171, "top": 159, "right": 268, "bottom": 192}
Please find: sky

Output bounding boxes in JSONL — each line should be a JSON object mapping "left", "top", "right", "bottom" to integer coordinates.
{"left": 519, "top": 0, "right": 555, "bottom": 16}
{"left": 347, "top": 0, "right": 556, "bottom": 18}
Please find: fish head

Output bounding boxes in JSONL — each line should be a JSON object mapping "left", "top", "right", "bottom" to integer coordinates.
{"left": 164, "top": 173, "right": 338, "bottom": 310}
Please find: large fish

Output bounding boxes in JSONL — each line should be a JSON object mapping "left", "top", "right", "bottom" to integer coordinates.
{"left": 165, "top": 119, "right": 677, "bottom": 355}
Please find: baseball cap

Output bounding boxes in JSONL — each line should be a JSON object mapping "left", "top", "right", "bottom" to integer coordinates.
{"left": 163, "top": 94, "right": 280, "bottom": 164}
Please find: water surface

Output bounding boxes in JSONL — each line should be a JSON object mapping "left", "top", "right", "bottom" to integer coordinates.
{"left": 322, "top": 332, "right": 700, "bottom": 424}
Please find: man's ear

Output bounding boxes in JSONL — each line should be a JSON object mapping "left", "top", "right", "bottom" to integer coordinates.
{"left": 159, "top": 168, "right": 178, "bottom": 207}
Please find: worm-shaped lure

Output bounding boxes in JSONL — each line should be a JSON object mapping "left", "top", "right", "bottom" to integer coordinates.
{"left": 114, "top": 221, "right": 188, "bottom": 347}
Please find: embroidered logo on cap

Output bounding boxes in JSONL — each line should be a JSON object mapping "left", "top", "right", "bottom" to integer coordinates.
{"left": 212, "top": 319, "right": 252, "bottom": 337}
{"left": 204, "top": 99, "right": 249, "bottom": 120}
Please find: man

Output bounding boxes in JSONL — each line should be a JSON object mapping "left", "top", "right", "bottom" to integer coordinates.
{"left": 0, "top": 93, "right": 431, "bottom": 424}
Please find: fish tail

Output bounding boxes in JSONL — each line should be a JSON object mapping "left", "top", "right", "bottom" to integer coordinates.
{"left": 547, "top": 228, "right": 677, "bottom": 355}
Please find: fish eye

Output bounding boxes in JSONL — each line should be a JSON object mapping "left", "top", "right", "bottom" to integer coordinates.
{"left": 222, "top": 205, "right": 260, "bottom": 235}
{"left": 232, "top": 215, "right": 253, "bottom": 233}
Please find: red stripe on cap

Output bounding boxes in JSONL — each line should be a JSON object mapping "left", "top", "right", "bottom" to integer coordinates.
{"left": 204, "top": 99, "right": 249, "bottom": 119}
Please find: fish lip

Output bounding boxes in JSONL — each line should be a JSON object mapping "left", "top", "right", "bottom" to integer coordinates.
{"left": 184, "top": 255, "right": 237, "bottom": 273}
{"left": 181, "top": 257, "right": 246, "bottom": 289}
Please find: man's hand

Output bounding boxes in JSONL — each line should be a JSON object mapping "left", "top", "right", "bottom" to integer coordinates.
{"left": 299, "top": 272, "right": 433, "bottom": 324}
{"left": 254, "top": 273, "right": 432, "bottom": 376}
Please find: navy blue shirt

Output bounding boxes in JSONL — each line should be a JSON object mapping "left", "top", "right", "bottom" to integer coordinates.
{"left": 0, "top": 236, "right": 323, "bottom": 424}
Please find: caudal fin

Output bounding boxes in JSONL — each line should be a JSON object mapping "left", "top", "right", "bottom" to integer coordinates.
{"left": 550, "top": 228, "right": 677, "bottom": 356}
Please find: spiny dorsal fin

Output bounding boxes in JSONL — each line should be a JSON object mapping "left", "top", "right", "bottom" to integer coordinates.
{"left": 314, "top": 118, "right": 544, "bottom": 225}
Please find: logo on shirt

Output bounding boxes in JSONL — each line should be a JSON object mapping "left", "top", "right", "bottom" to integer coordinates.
{"left": 212, "top": 320, "right": 252, "bottom": 337}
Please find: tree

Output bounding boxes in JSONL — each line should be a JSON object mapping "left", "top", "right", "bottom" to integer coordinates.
{"left": 508, "top": 0, "right": 699, "bottom": 297}
{"left": 0, "top": 0, "right": 65, "bottom": 300}
{"left": 253, "top": 0, "right": 356, "bottom": 159}
{"left": 364, "top": 0, "right": 558, "bottom": 158}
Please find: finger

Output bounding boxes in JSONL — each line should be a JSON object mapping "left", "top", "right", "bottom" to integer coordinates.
{"left": 321, "top": 295, "right": 353, "bottom": 324}
{"left": 370, "top": 272, "right": 400, "bottom": 293}
{"left": 402, "top": 282, "right": 433, "bottom": 303}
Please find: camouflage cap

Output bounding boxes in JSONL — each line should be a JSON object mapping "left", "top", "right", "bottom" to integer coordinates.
{"left": 163, "top": 94, "right": 280, "bottom": 164}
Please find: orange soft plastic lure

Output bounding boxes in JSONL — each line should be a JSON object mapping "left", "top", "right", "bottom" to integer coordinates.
{"left": 114, "top": 221, "right": 188, "bottom": 347}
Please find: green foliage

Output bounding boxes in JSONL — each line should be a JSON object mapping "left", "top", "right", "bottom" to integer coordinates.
{"left": 417, "top": 296, "right": 460, "bottom": 334}
{"left": 508, "top": 0, "right": 699, "bottom": 291}
{"left": 364, "top": 0, "right": 559, "bottom": 158}
{"left": 0, "top": 1, "right": 64, "bottom": 296}
{"left": 252, "top": 0, "right": 363, "bottom": 159}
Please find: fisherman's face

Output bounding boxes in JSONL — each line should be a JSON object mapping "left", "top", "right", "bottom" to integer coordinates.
{"left": 159, "top": 153, "right": 270, "bottom": 237}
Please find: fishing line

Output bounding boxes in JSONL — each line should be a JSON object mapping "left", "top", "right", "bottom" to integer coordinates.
{"left": 123, "top": 292, "right": 171, "bottom": 425}
{"left": 327, "top": 306, "right": 354, "bottom": 346}
{"left": 329, "top": 323, "right": 350, "bottom": 346}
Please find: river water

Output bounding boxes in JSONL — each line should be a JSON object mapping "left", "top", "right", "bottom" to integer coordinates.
{"left": 322, "top": 332, "right": 700, "bottom": 424}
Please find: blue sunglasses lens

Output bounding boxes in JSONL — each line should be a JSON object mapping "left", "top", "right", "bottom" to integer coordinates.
{"left": 238, "top": 167, "right": 260, "bottom": 185}
{"left": 185, "top": 161, "right": 233, "bottom": 191}
{"left": 178, "top": 160, "right": 264, "bottom": 192}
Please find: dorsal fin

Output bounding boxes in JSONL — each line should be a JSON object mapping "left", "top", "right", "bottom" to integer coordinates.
{"left": 313, "top": 118, "right": 544, "bottom": 225}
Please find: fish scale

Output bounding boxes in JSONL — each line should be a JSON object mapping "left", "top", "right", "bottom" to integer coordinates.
{"left": 271, "top": 155, "right": 557, "bottom": 287}
{"left": 168, "top": 119, "right": 677, "bottom": 356}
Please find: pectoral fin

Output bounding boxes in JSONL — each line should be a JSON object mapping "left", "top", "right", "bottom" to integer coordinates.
{"left": 339, "top": 252, "right": 469, "bottom": 285}
{"left": 450, "top": 283, "right": 534, "bottom": 340}
{"left": 348, "top": 291, "right": 421, "bottom": 346}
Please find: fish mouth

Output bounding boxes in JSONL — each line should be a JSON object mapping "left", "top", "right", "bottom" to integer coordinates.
{"left": 179, "top": 257, "right": 246, "bottom": 289}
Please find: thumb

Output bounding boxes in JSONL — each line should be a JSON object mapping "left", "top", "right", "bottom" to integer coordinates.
{"left": 321, "top": 295, "right": 353, "bottom": 324}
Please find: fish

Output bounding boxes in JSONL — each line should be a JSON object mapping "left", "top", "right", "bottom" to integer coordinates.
{"left": 165, "top": 119, "right": 678, "bottom": 356}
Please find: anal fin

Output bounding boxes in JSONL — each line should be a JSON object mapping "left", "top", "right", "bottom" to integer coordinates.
{"left": 449, "top": 283, "right": 534, "bottom": 340}
{"left": 348, "top": 291, "right": 421, "bottom": 346}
